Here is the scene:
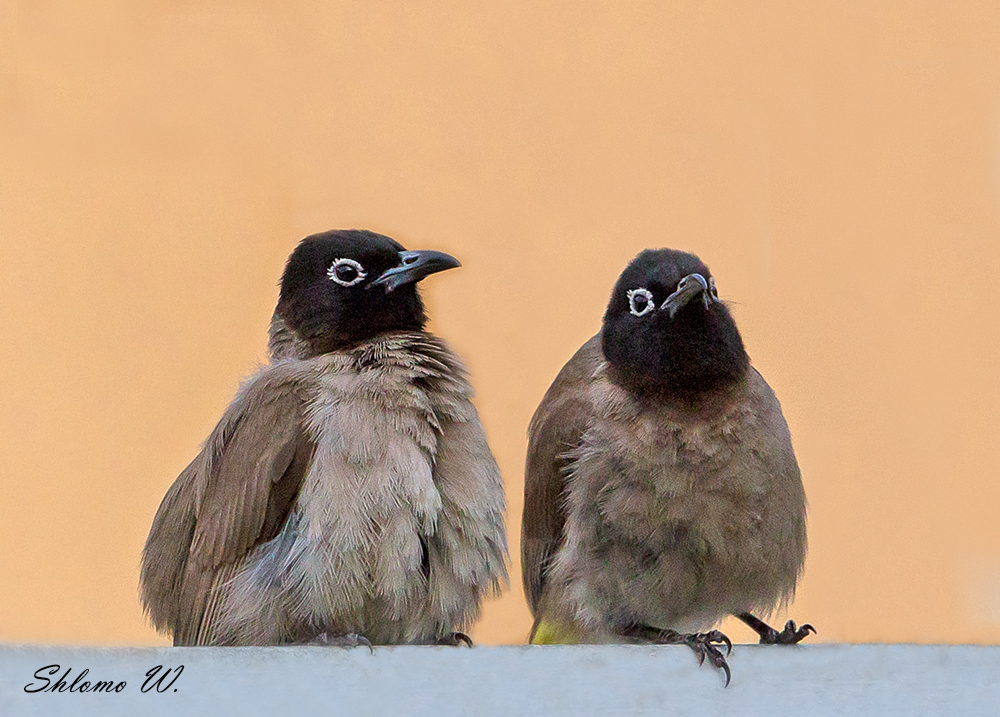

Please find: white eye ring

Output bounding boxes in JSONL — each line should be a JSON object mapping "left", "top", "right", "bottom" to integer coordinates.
{"left": 709, "top": 276, "right": 718, "bottom": 297}
{"left": 627, "top": 288, "right": 655, "bottom": 317}
{"left": 327, "top": 258, "right": 367, "bottom": 287}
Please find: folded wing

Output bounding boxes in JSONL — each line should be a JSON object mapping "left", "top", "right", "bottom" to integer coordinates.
{"left": 140, "top": 371, "right": 314, "bottom": 645}
{"left": 521, "top": 335, "right": 602, "bottom": 618}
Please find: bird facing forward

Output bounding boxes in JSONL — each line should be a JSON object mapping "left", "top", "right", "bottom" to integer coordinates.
{"left": 141, "top": 230, "right": 508, "bottom": 646}
{"left": 521, "top": 248, "right": 811, "bottom": 683}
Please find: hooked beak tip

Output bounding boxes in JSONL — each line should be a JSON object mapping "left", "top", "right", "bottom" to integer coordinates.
{"left": 373, "top": 249, "right": 461, "bottom": 292}
{"left": 661, "top": 272, "right": 711, "bottom": 317}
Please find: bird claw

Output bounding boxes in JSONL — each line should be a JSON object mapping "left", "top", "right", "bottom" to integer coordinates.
{"left": 766, "top": 620, "right": 815, "bottom": 645}
{"left": 683, "top": 631, "right": 733, "bottom": 687}
{"left": 435, "top": 631, "right": 474, "bottom": 647}
{"left": 651, "top": 628, "right": 733, "bottom": 687}
{"left": 737, "top": 612, "right": 815, "bottom": 645}
{"left": 756, "top": 619, "right": 815, "bottom": 645}
{"left": 302, "top": 632, "right": 374, "bottom": 653}
{"left": 703, "top": 629, "right": 733, "bottom": 655}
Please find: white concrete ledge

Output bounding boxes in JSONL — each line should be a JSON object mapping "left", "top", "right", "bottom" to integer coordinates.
{"left": 1, "top": 644, "right": 997, "bottom": 717}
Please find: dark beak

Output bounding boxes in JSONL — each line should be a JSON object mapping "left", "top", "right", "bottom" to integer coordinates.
{"left": 660, "top": 273, "right": 712, "bottom": 317}
{"left": 371, "top": 250, "right": 461, "bottom": 292}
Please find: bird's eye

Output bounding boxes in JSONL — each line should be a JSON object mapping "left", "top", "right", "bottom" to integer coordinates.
{"left": 627, "top": 288, "right": 655, "bottom": 317}
{"left": 709, "top": 276, "right": 718, "bottom": 297}
{"left": 328, "top": 258, "right": 367, "bottom": 287}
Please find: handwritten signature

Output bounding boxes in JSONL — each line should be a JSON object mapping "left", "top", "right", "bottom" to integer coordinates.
{"left": 24, "top": 665, "right": 184, "bottom": 694}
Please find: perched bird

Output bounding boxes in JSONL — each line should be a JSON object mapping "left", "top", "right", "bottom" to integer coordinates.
{"left": 521, "top": 248, "right": 811, "bottom": 683}
{"left": 141, "top": 229, "right": 508, "bottom": 646}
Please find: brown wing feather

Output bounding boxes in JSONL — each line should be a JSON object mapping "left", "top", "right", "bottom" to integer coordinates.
{"left": 521, "top": 334, "right": 603, "bottom": 617}
{"left": 140, "top": 453, "right": 204, "bottom": 633}
{"left": 140, "top": 373, "right": 314, "bottom": 645}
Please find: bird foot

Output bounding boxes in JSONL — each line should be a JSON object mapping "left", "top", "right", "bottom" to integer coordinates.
{"left": 680, "top": 630, "right": 732, "bottom": 687}
{"left": 630, "top": 626, "right": 732, "bottom": 686}
{"left": 301, "top": 632, "right": 374, "bottom": 652}
{"left": 737, "top": 612, "right": 815, "bottom": 644}
{"left": 435, "top": 631, "right": 474, "bottom": 647}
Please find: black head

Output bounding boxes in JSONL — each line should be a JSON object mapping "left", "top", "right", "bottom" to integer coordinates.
{"left": 276, "top": 229, "right": 460, "bottom": 355}
{"left": 601, "top": 248, "right": 749, "bottom": 400}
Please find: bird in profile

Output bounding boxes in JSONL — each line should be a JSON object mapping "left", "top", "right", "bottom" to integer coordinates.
{"left": 521, "top": 248, "right": 811, "bottom": 683}
{"left": 141, "top": 229, "right": 508, "bottom": 646}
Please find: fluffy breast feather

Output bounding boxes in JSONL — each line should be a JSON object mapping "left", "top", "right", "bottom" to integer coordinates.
{"left": 554, "top": 362, "right": 806, "bottom": 633}
{"left": 215, "top": 332, "right": 499, "bottom": 644}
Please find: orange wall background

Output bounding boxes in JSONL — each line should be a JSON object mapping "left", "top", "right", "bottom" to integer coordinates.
{"left": 1, "top": 1, "right": 999, "bottom": 646}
